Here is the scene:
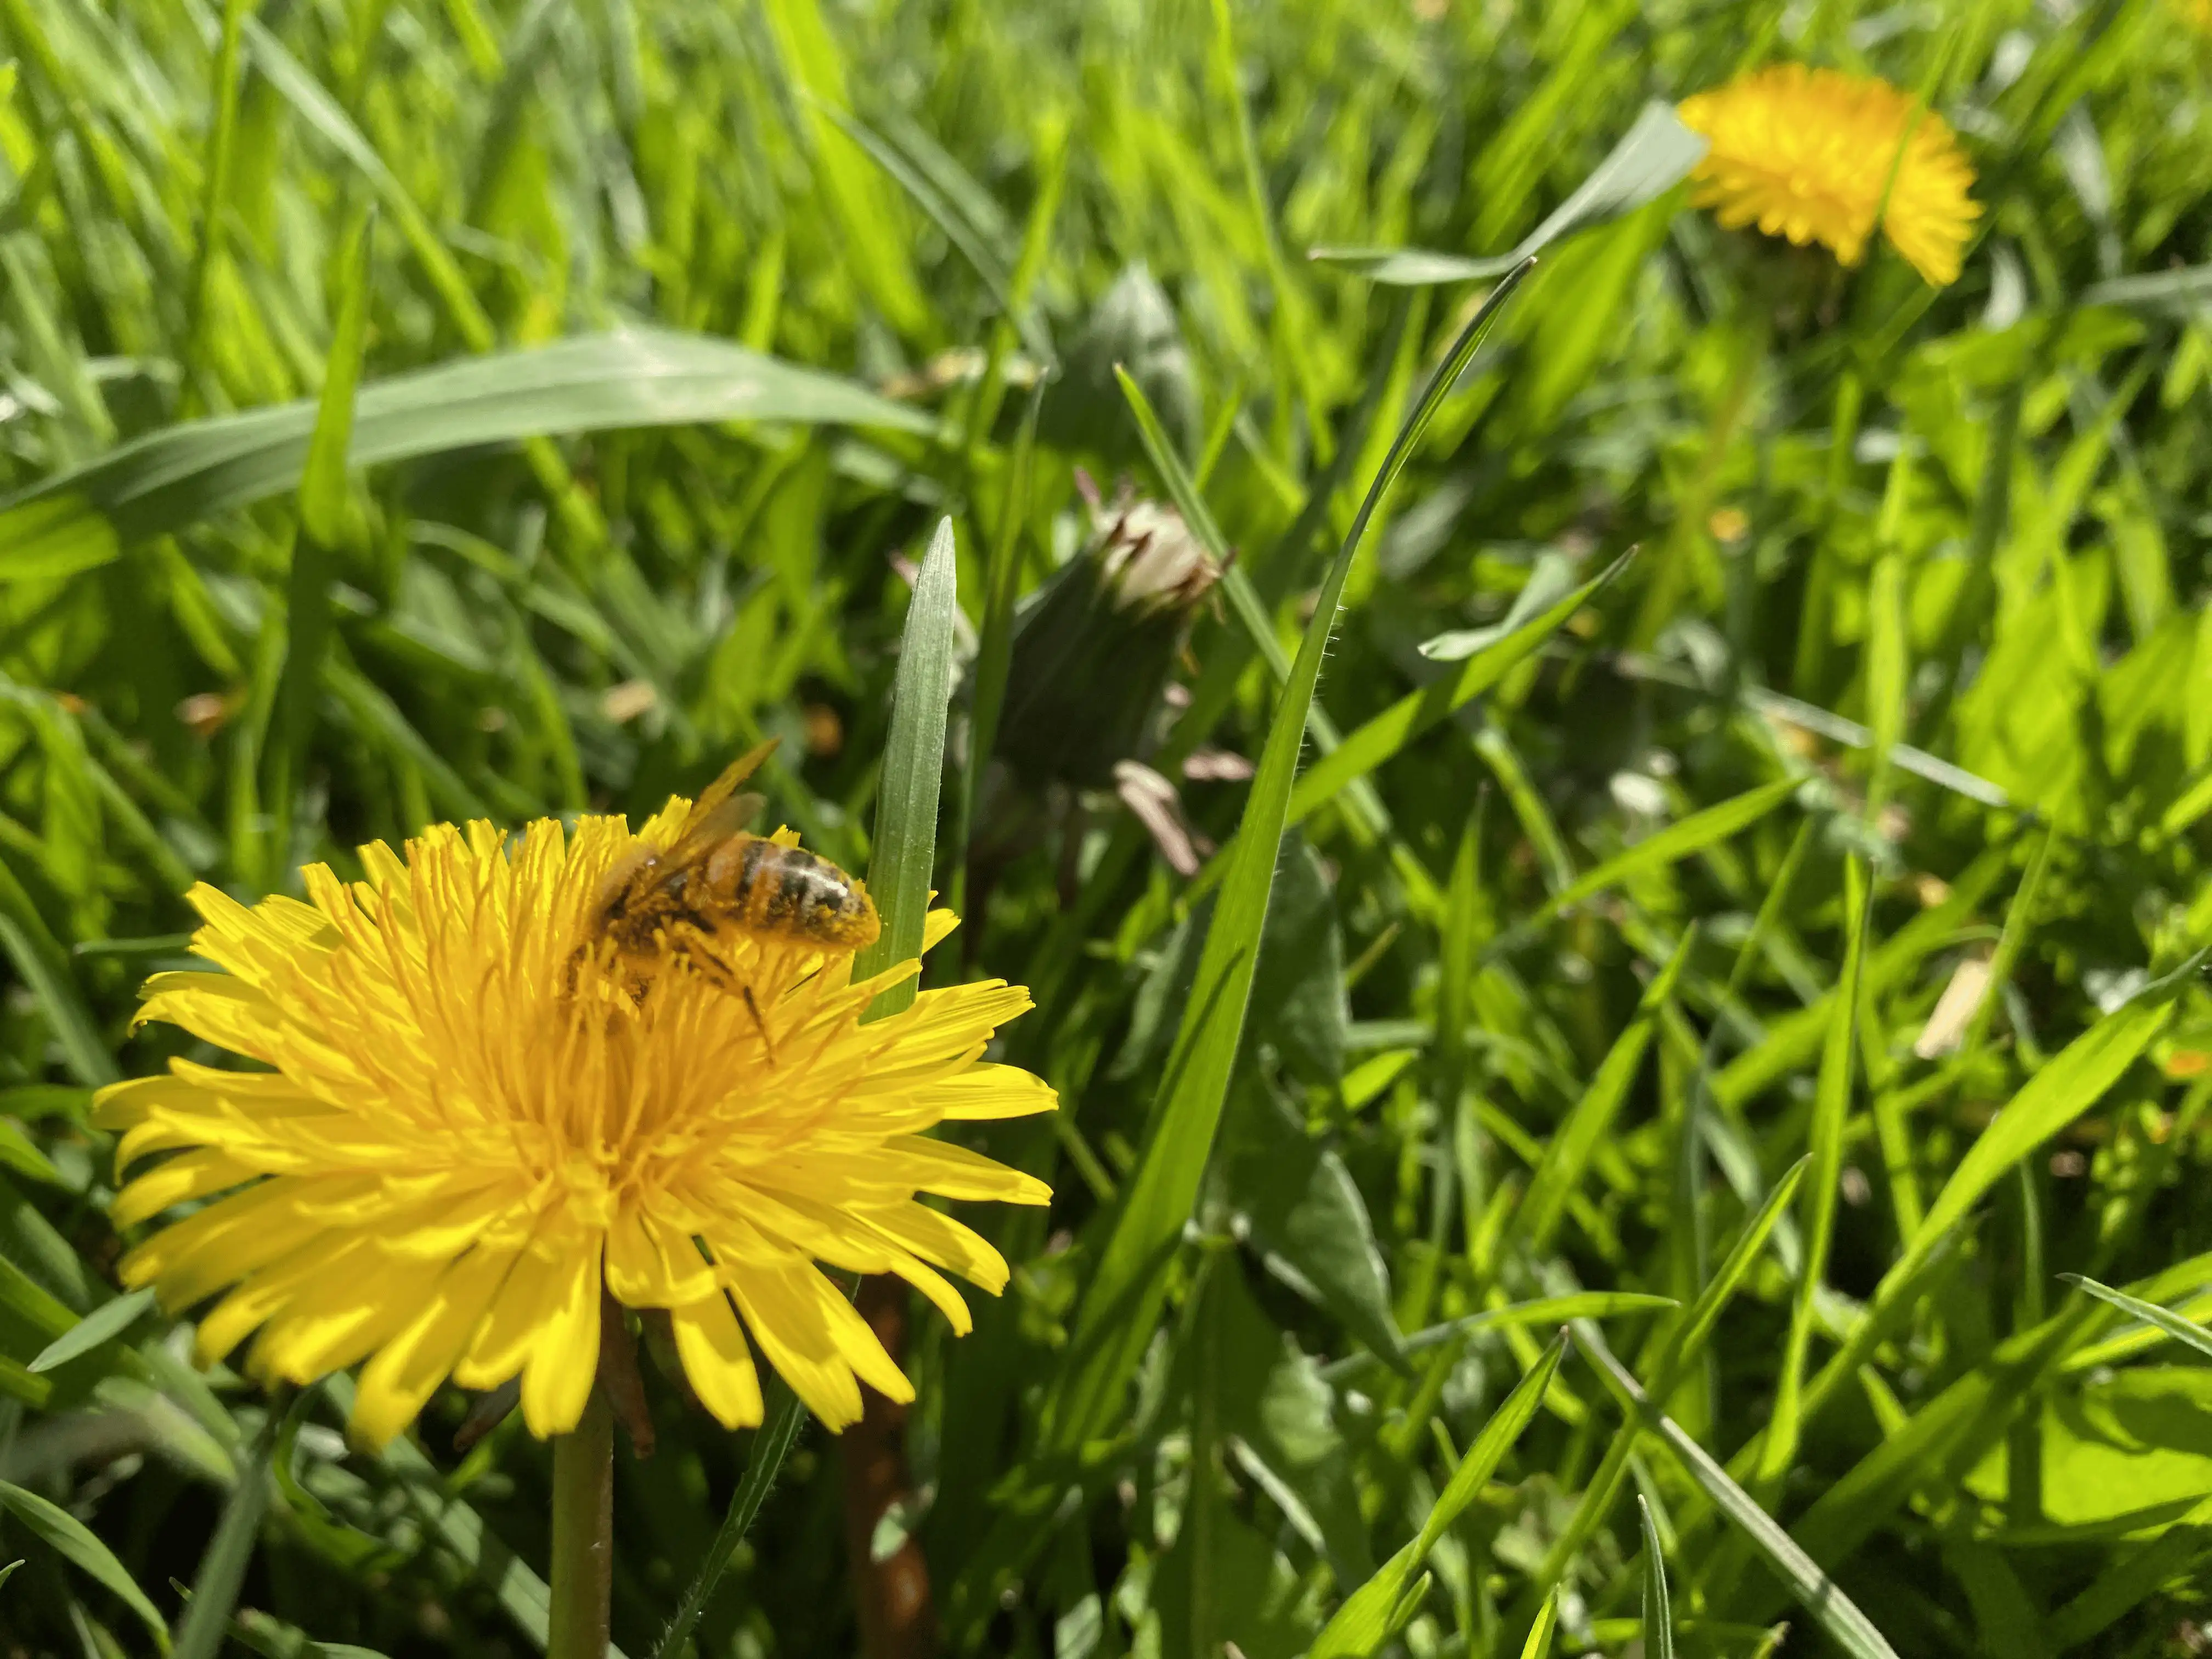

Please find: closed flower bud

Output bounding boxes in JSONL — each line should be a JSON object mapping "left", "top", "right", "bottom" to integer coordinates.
{"left": 994, "top": 498, "right": 1223, "bottom": 790}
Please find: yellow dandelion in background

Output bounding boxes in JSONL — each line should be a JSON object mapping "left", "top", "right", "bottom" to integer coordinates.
{"left": 2182, "top": 0, "right": 2212, "bottom": 33}
{"left": 93, "top": 804, "right": 1054, "bottom": 1449}
{"left": 1678, "top": 64, "right": 1982, "bottom": 286}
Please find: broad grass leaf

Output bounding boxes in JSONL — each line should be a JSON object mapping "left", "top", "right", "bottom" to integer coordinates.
{"left": 1046, "top": 266, "right": 1536, "bottom": 1453}
{"left": 1307, "top": 1333, "right": 1565, "bottom": 1658}
{"left": 1312, "top": 101, "right": 1707, "bottom": 285}
{"left": 854, "top": 517, "right": 958, "bottom": 1019}
{"left": 0, "top": 1477, "right": 170, "bottom": 1647}
{"left": 0, "top": 331, "right": 933, "bottom": 582}
{"left": 0, "top": 1118, "right": 63, "bottom": 1189}
{"left": 1210, "top": 1267, "right": 1373, "bottom": 1583}
{"left": 1221, "top": 1087, "right": 1403, "bottom": 1372}
{"left": 29, "top": 1286, "right": 155, "bottom": 1374}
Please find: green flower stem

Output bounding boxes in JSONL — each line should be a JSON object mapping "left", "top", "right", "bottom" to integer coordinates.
{"left": 548, "top": 1388, "right": 614, "bottom": 1659}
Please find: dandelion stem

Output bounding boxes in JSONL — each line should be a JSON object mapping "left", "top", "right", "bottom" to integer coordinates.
{"left": 548, "top": 1388, "right": 615, "bottom": 1659}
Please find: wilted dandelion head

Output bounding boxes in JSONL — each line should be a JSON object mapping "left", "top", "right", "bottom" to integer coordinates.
{"left": 1678, "top": 64, "right": 1982, "bottom": 286}
{"left": 96, "top": 799, "right": 1054, "bottom": 1449}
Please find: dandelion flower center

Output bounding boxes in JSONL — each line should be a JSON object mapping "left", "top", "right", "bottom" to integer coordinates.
{"left": 1678, "top": 64, "right": 1982, "bottom": 286}
{"left": 95, "top": 802, "right": 1054, "bottom": 1448}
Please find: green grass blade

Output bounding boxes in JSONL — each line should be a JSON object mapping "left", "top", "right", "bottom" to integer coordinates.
{"left": 1757, "top": 857, "right": 1867, "bottom": 1489}
{"left": 1581, "top": 1340, "right": 1902, "bottom": 1659}
{"left": 1047, "top": 263, "right": 1536, "bottom": 1452}
{"left": 2061, "top": 1273, "right": 2212, "bottom": 1362}
{"left": 0, "top": 331, "right": 935, "bottom": 583}
{"left": 1653, "top": 1158, "right": 1809, "bottom": 1393}
{"left": 1540, "top": 776, "right": 1801, "bottom": 922}
{"left": 1518, "top": 1592, "right": 1560, "bottom": 1659}
{"left": 0, "top": 854, "right": 117, "bottom": 1088}
{"left": 1286, "top": 552, "right": 1633, "bottom": 827}
{"left": 1897, "top": 950, "right": 2200, "bottom": 1289}
{"left": 0, "top": 1477, "right": 170, "bottom": 1650}
{"left": 1310, "top": 101, "right": 1706, "bottom": 284}
{"left": 651, "top": 1381, "right": 808, "bottom": 1659}
{"left": 1321, "top": 1293, "right": 1674, "bottom": 1381}
{"left": 1512, "top": 929, "right": 1692, "bottom": 1255}
{"left": 171, "top": 1414, "right": 276, "bottom": 1659}
{"left": 853, "top": 516, "right": 958, "bottom": 1017}
{"left": 1639, "top": 1496, "right": 1674, "bottom": 1659}
{"left": 1309, "top": 1333, "right": 1566, "bottom": 1658}
{"left": 27, "top": 1286, "right": 155, "bottom": 1374}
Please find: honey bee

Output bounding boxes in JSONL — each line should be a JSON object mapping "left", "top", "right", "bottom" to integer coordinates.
{"left": 582, "top": 739, "right": 880, "bottom": 1014}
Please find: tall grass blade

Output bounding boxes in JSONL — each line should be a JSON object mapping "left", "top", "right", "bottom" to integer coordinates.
{"left": 1047, "top": 263, "right": 1536, "bottom": 1451}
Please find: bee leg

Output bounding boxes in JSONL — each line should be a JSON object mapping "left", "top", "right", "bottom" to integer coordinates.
{"left": 741, "top": 985, "right": 781, "bottom": 1068}
{"left": 678, "top": 941, "right": 782, "bottom": 1066}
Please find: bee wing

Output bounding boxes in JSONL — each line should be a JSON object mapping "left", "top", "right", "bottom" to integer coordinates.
{"left": 659, "top": 792, "right": 766, "bottom": 868}
{"left": 665, "top": 738, "right": 778, "bottom": 848}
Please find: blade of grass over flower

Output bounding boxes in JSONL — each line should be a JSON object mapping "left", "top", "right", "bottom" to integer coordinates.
{"left": 853, "top": 516, "right": 958, "bottom": 1019}
{"left": 1309, "top": 1333, "right": 1565, "bottom": 1658}
{"left": 1310, "top": 101, "right": 1707, "bottom": 284}
{"left": 0, "top": 331, "right": 936, "bottom": 583}
{"left": 171, "top": 1413, "right": 277, "bottom": 1659}
{"left": 1047, "top": 264, "right": 1535, "bottom": 1452}
{"left": 0, "top": 1479, "right": 170, "bottom": 1649}
{"left": 652, "top": 1382, "right": 808, "bottom": 1659}
{"left": 1285, "top": 553, "right": 1632, "bottom": 828}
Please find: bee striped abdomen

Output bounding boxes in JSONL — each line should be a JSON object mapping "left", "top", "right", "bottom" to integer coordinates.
{"left": 729, "top": 841, "right": 881, "bottom": 949}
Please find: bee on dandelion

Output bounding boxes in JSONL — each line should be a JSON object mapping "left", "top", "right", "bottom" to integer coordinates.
{"left": 94, "top": 770, "right": 1054, "bottom": 1451}
{"left": 1678, "top": 64, "right": 1982, "bottom": 286}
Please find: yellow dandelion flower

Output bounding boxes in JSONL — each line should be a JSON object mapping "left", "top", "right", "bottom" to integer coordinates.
{"left": 2182, "top": 0, "right": 2212, "bottom": 33}
{"left": 93, "top": 804, "right": 1055, "bottom": 1450}
{"left": 1678, "top": 65, "right": 1982, "bottom": 286}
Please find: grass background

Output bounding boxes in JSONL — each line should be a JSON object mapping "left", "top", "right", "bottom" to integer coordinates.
{"left": 2, "top": 0, "right": 2212, "bottom": 1654}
